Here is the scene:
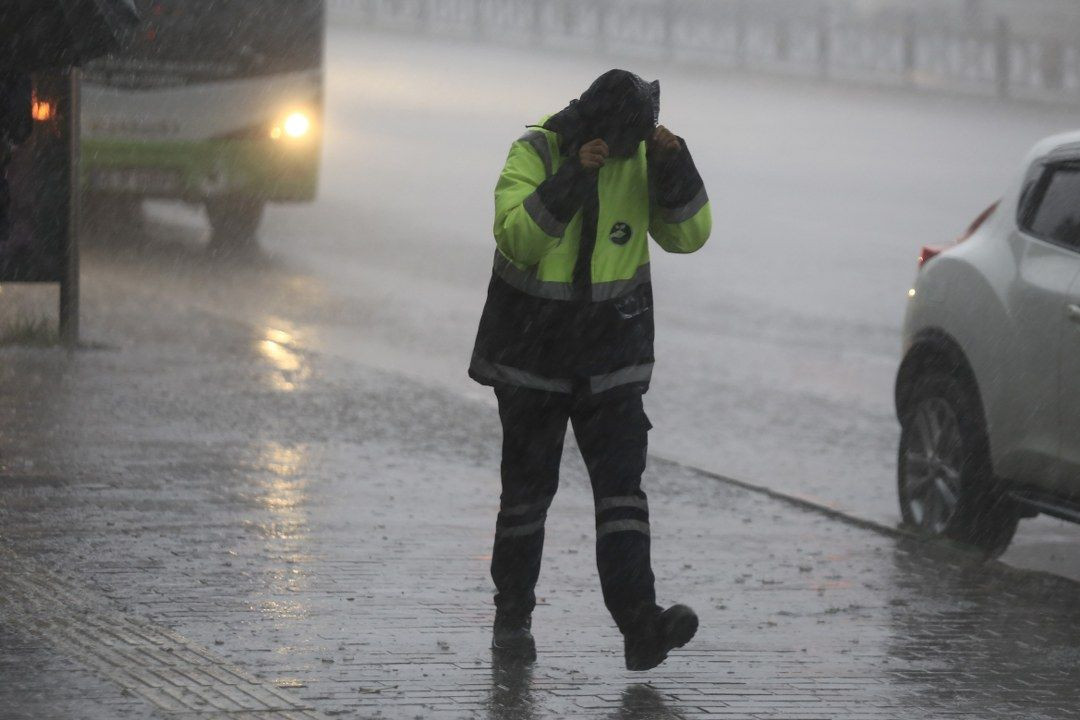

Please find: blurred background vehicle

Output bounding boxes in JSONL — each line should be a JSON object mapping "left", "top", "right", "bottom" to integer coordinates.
{"left": 80, "top": 0, "right": 325, "bottom": 253}
{"left": 897, "top": 130, "right": 1080, "bottom": 556}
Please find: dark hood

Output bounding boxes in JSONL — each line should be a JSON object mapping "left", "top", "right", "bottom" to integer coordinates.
{"left": 543, "top": 69, "right": 660, "bottom": 158}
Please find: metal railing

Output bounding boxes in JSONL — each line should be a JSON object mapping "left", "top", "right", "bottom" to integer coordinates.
{"left": 328, "top": 0, "right": 1080, "bottom": 104}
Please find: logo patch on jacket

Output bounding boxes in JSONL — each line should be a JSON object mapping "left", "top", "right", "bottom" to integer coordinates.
{"left": 609, "top": 222, "right": 632, "bottom": 245}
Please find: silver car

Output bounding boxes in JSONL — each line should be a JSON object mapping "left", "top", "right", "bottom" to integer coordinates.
{"left": 896, "top": 131, "right": 1080, "bottom": 557}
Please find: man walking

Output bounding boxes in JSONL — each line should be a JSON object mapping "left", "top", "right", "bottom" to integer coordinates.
{"left": 469, "top": 69, "right": 711, "bottom": 670}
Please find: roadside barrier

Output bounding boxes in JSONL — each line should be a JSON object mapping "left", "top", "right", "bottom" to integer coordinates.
{"left": 328, "top": 0, "right": 1080, "bottom": 105}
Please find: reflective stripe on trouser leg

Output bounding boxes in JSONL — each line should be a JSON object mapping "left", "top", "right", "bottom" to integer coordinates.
{"left": 571, "top": 393, "right": 659, "bottom": 635}
{"left": 495, "top": 496, "right": 554, "bottom": 539}
{"left": 596, "top": 494, "right": 650, "bottom": 539}
{"left": 595, "top": 491, "right": 657, "bottom": 635}
{"left": 492, "top": 495, "right": 554, "bottom": 618}
{"left": 491, "top": 386, "right": 570, "bottom": 620}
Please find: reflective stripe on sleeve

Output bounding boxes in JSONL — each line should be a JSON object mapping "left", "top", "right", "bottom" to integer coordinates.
{"left": 470, "top": 353, "right": 574, "bottom": 394}
{"left": 492, "top": 250, "right": 574, "bottom": 301}
{"left": 518, "top": 129, "right": 553, "bottom": 178}
{"left": 658, "top": 186, "right": 708, "bottom": 224}
{"left": 589, "top": 363, "right": 654, "bottom": 394}
{"left": 523, "top": 192, "right": 568, "bottom": 239}
{"left": 596, "top": 519, "right": 651, "bottom": 539}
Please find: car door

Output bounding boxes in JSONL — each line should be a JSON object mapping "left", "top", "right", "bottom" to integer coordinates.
{"left": 1059, "top": 271, "right": 1080, "bottom": 493}
{"left": 1005, "top": 159, "right": 1080, "bottom": 494}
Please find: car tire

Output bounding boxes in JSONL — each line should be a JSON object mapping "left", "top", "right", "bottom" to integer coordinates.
{"left": 898, "top": 372, "right": 1019, "bottom": 558}
{"left": 206, "top": 198, "right": 264, "bottom": 255}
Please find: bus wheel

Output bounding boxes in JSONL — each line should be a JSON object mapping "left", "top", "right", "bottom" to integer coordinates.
{"left": 206, "top": 198, "right": 264, "bottom": 254}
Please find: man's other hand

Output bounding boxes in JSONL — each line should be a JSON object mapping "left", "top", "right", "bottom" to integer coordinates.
{"left": 579, "top": 138, "right": 609, "bottom": 170}
{"left": 649, "top": 126, "right": 681, "bottom": 156}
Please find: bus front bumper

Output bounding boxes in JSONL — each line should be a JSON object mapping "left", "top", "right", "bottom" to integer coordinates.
{"left": 81, "top": 137, "right": 320, "bottom": 204}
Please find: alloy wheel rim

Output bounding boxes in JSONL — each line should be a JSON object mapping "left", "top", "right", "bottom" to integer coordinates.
{"left": 902, "top": 397, "right": 963, "bottom": 534}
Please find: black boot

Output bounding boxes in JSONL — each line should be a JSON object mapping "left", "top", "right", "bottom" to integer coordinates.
{"left": 492, "top": 612, "right": 536, "bottom": 662}
{"left": 624, "top": 604, "right": 698, "bottom": 671}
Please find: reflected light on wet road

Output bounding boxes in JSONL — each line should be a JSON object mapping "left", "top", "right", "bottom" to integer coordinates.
{"left": 265, "top": 328, "right": 295, "bottom": 346}
{"left": 255, "top": 441, "right": 309, "bottom": 537}
{"left": 257, "top": 327, "right": 310, "bottom": 392}
{"left": 253, "top": 442, "right": 313, "bottom": 623}
{"left": 260, "top": 444, "right": 307, "bottom": 512}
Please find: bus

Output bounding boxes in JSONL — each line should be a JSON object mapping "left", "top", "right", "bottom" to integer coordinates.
{"left": 81, "top": 0, "right": 325, "bottom": 251}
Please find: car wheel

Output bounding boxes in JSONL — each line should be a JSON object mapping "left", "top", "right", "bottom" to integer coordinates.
{"left": 206, "top": 198, "right": 264, "bottom": 255}
{"left": 898, "top": 372, "right": 1019, "bottom": 558}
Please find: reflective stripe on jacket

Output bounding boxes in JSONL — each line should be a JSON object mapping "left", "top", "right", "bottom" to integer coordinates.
{"left": 469, "top": 120, "right": 711, "bottom": 398}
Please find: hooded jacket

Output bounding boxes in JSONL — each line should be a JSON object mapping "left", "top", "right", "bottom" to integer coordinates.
{"left": 469, "top": 70, "right": 711, "bottom": 399}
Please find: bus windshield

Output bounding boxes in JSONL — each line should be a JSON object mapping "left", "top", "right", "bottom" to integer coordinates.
{"left": 86, "top": 0, "right": 324, "bottom": 88}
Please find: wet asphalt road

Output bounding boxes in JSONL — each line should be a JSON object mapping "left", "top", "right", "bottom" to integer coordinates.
{"left": 3, "top": 246, "right": 1080, "bottom": 718}
{"left": 214, "top": 26, "right": 1080, "bottom": 578}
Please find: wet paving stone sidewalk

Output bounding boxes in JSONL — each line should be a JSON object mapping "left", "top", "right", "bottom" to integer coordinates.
{"left": 2, "top": 279, "right": 1080, "bottom": 719}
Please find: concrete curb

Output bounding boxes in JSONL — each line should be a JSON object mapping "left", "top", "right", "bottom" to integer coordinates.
{"left": 654, "top": 453, "right": 905, "bottom": 539}
{"left": 656, "top": 453, "right": 1080, "bottom": 591}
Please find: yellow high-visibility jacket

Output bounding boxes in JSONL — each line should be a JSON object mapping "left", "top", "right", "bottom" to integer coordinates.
{"left": 470, "top": 120, "right": 711, "bottom": 398}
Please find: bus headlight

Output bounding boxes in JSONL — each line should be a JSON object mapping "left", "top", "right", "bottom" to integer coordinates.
{"left": 283, "top": 112, "right": 311, "bottom": 138}
{"left": 270, "top": 111, "right": 313, "bottom": 141}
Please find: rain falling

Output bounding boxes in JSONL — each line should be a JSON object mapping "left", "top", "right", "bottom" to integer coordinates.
{"left": 2, "top": 1, "right": 1080, "bottom": 718}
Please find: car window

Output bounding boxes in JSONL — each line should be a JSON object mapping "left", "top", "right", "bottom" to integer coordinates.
{"left": 1023, "top": 164, "right": 1080, "bottom": 250}
{"left": 1017, "top": 163, "right": 1044, "bottom": 220}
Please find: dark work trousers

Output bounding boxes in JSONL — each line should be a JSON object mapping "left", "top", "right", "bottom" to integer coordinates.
{"left": 491, "top": 385, "right": 660, "bottom": 635}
